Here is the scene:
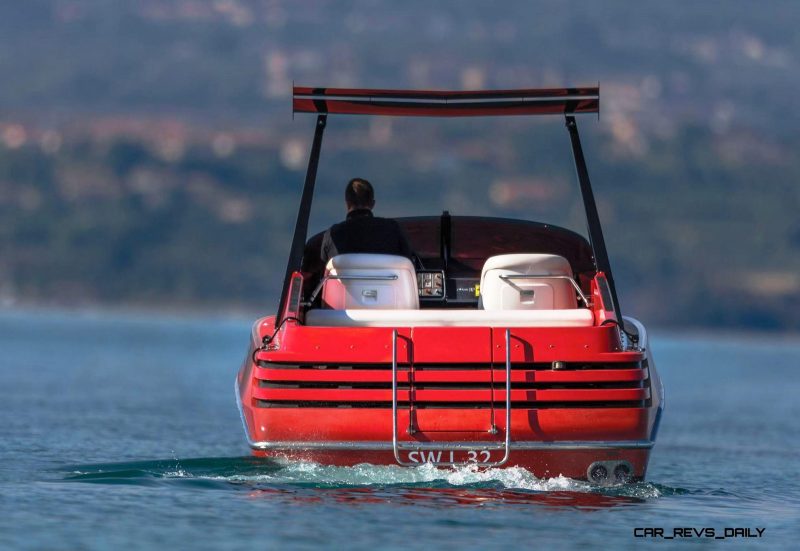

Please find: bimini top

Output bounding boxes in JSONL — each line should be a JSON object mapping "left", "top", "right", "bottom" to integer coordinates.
{"left": 278, "top": 83, "right": 623, "bottom": 329}
{"left": 293, "top": 86, "right": 599, "bottom": 117}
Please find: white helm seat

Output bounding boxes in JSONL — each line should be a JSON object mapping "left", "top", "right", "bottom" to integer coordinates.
{"left": 322, "top": 254, "right": 419, "bottom": 310}
{"left": 480, "top": 254, "right": 578, "bottom": 310}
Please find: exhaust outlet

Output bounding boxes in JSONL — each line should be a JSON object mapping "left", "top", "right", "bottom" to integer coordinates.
{"left": 587, "top": 460, "right": 634, "bottom": 484}
{"left": 613, "top": 462, "right": 632, "bottom": 483}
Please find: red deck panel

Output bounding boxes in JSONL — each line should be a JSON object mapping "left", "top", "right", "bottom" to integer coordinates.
{"left": 410, "top": 327, "right": 492, "bottom": 363}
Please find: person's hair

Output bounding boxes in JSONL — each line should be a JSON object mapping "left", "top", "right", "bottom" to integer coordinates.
{"left": 345, "top": 178, "right": 375, "bottom": 209}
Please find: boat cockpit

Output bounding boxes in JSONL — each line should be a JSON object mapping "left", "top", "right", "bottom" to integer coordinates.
{"left": 299, "top": 211, "right": 600, "bottom": 328}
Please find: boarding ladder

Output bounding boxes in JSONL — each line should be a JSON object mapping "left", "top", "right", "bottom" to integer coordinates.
{"left": 390, "top": 329, "right": 512, "bottom": 467}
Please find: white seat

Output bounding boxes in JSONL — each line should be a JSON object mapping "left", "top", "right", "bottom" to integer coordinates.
{"left": 322, "top": 254, "right": 419, "bottom": 310}
{"left": 480, "top": 254, "right": 577, "bottom": 310}
{"left": 305, "top": 308, "right": 594, "bottom": 327}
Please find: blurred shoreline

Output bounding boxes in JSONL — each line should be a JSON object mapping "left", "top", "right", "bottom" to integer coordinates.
{"left": 0, "top": 299, "right": 264, "bottom": 326}
{"left": 2, "top": 1, "right": 799, "bottom": 333}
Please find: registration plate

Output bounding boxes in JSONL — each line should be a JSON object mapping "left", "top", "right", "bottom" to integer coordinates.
{"left": 406, "top": 449, "right": 494, "bottom": 464}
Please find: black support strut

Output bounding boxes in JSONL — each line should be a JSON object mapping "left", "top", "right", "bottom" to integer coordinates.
{"left": 565, "top": 115, "right": 623, "bottom": 322}
{"left": 276, "top": 114, "right": 327, "bottom": 322}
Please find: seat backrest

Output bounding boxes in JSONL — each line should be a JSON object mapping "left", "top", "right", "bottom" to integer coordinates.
{"left": 322, "top": 254, "right": 419, "bottom": 310}
{"left": 480, "top": 254, "right": 577, "bottom": 310}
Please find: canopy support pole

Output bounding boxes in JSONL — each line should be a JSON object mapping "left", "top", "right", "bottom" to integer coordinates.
{"left": 565, "top": 115, "right": 623, "bottom": 322}
{"left": 276, "top": 114, "right": 327, "bottom": 322}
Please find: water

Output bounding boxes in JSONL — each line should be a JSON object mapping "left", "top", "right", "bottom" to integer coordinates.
{"left": 1, "top": 310, "right": 799, "bottom": 549}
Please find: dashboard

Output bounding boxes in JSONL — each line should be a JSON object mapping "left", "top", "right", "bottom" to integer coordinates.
{"left": 416, "top": 270, "right": 480, "bottom": 306}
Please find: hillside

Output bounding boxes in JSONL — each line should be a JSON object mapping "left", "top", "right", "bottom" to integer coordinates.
{"left": 1, "top": 1, "right": 798, "bottom": 330}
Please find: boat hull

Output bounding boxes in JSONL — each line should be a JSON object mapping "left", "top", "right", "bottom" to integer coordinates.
{"left": 237, "top": 316, "right": 663, "bottom": 482}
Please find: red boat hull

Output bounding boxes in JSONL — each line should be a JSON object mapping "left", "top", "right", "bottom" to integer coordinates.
{"left": 237, "top": 314, "right": 663, "bottom": 482}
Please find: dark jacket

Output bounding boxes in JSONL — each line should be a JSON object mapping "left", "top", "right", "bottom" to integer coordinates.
{"left": 321, "top": 208, "right": 413, "bottom": 265}
{"left": 300, "top": 210, "right": 413, "bottom": 301}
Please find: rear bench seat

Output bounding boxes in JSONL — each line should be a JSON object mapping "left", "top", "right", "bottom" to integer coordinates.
{"left": 305, "top": 308, "right": 593, "bottom": 327}
{"left": 306, "top": 253, "right": 593, "bottom": 328}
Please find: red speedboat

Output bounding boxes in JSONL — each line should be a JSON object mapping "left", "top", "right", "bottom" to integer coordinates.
{"left": 236, "top": 86, "right": 664, "bottom": 483}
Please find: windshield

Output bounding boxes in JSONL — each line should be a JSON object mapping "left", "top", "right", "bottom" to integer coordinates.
{"left": 398, "top": 215, "right": 594, "bottom": 280}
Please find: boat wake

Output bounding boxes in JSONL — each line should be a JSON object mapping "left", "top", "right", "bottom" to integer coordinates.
{"left": 60, "top": 457, "right": 674, "bottom": 507}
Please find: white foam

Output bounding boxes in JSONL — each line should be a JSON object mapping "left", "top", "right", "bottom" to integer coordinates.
{"left": 193, "top": 460, "right": 602, "bottom": 493}
{"left": 67, "top": 458, "right": 664, "bottom": 498}
{"left": 142, "top": 460, "right": 661, "bottom": 499}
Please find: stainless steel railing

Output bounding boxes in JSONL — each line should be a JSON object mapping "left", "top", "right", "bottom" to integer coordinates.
{"left": 306, "top": 274, "right": 399, "bottom": 305}
{"left": 391, "top": 329, "right": 511, "bottom": 467}
{"left": 498, "top": 274, "right": 590, "bottom": 306}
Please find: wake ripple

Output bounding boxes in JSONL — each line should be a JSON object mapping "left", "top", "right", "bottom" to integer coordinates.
{"left": 61, "top": 457, "right": 671, "bottom": 506}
